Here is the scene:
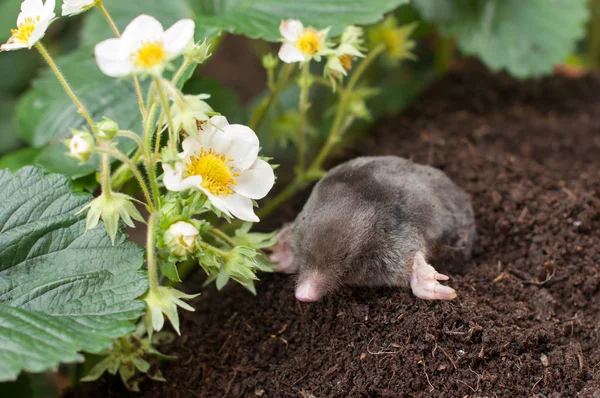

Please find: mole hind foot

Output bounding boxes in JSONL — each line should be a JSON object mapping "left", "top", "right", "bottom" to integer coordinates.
{"left": 269, "top": 225, "right": 298, "bottom": 274}
{"left": 410, "top": 251, "right": 457, "bottom": 300}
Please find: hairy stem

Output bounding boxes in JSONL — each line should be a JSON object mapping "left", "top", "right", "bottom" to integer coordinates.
{"left": 296, "top": 63, "right": 311, "bottom": 172}
{"left": 146, "top": 212, "right": 160, "bottom": 292}
{"left": 35, "top": 42, "right": 96, "bottom": 134}
{"left": 95, "top": 147, "right": 155, "bottom": 212}
{"left": 309, "top": 45, "right": 384, "bottom": 172}
{"left": 97, "top": 2, "right": 147, "bottom": 119}
{"left": 155, "top": 78, "right": 177, "bottom": 152}
{"left": 248, "top": 63, "right": 294, "bottom": 131}
{"left": 171, "top": 59, "right": 191, "bottom": 87}
{"left": 111, "top": 148, "right": 143, "bottom": 190}
{"left": 258, "top": 46, "right": 385, "bottom": 218}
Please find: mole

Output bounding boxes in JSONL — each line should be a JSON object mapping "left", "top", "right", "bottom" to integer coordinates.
{"left": 269, "top": 156, "right": 476, "bottom": 302}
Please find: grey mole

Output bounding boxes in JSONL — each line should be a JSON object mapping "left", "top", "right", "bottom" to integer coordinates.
{"left": 269, "top": 156, "right": 476, "bottom": 302}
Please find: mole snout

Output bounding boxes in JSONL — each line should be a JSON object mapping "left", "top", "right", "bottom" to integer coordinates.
{"left": 269, "top": 156, "right": 476, "bottom": 302}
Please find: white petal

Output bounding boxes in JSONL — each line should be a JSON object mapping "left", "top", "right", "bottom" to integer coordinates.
{"left": 168, "top": 221, "right": 199, "bottom": 237}
{"left": 162, "top": 162, "right": 202, "bottom": 192}
{"left": 1, "top": 42, "right": 28, "bottom": 51}
{"left": 62, "top": 0, "right": 94, "bottom": 16}
{"left": 181, "top": 135, "right": 202, "bottom": 158}
{"left": 122, "top": 14, "right": 164, "bottom": 47}
{"left": 19, "top": 0, "right": 43, "bottom": 23}
{"left": 201, "top": 190, "right": 233, "bottom": 218}
{"left": 42, "top": 0, "right": 56, "bottom": 19}
{"left": 94, "top": 38, "right": 133, "bottom": 77}
{"left": 278, "top": 43, "right": 305, "bottom": 63}
{"left": 219, "top": 193, "right": 259, "bottom": 223}
{"left": 27, "top": 17, "right": 51, "bottom": 47}
{"left": 233, "top": 159, "right": 275, "bottom": 200}
{"left": 206, "top": 124, "right": 259, "bottom": 170}
{"left": 163, "top": 19, "right": 195, "bottom": 59}
{"left": 201, "top": 115, "right": 229, "bottom": 137}
{"left": 279, "top": 19, "right": 303, "bottom": 42}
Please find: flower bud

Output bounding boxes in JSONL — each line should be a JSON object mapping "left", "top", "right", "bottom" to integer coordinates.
{"left": 96, "top": 118, "right": 119, "bottom": 141}
{"left": 65, "top": 130, "right": 94, "bottom": 162}
{"left": 262, "top": 53, "right": 279, "bottom": 70}
{"left": 164, "top": 221, "right": 199, "bottom": 257}
{"left": 184, "top": 40, "right": 212, "bottom": 64}
{"left": 79, "top": 191, "right": 145, "bottom": 245}
{"left": 170, "top": 94, "right": 213, "bottom": 135}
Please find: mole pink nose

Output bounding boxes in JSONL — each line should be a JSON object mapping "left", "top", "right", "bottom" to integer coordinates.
{"left": 295, "top": 279, "right": 319, "bottom": 302}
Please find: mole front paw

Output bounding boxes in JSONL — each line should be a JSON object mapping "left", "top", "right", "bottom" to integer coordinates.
{"left": 268, "top": 225, "right": 298, "bottom": 274}
{"left": 410, "top": 251, "right": 457, "bottom": 301}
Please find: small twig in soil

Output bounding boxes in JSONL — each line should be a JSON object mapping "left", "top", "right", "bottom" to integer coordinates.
{"left": 291, "top": 370, "right": 310, "bottom": 386}
{"left": 223, "top": 369, "right": 237, "bottom": 397}
{"left": 438, "top": 346, "right": 458, "bottom": 370}
{"left": 531, "top": 375, "right": 544, "bottom": 395}
{"left": 457, "top": 379, "right": 476, "bottom": 393}
{"left": 218, "top": 333, "right": 234, "bottom": 355}
{"left": 366, "top": 338, "right": 401, "bottom": 355}
{"left": 422, "top": 365, "right": 435, "bottom": 392}
{"left": 468, "top": 367, "right": 482, "bottom": 391}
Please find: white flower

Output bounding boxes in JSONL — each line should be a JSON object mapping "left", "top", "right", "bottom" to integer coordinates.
{"left": 62, "top": 0, "right": 96, "bottom": 16}
{"left": 324, "top": 26, "right": 365, "bottom": 82}
{"left": 162, "top": 116, "right": 275, "bottom": 223}
{"left": 1, "top": 0, "right": 56, "bottom": 51}
{"left": 170, "top": 94, "right": 213, "bottom": 135}
{"left": 66, "top": 130, "right": 94, "bottom": 162}
{"left": 144, "top": 286, "right": 199, "bottom": 335}
{"left": 94, "top": 14, "right": 195, "bottom": 77}
{"left": 164, "top": 221, "right": 199, "bottom": 257}
{"left": 278, "top": 19, "right": 330, "bottom": 63}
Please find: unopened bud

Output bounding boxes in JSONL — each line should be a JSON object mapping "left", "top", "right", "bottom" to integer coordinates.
{"left": 96, "top": 118, "right": 119, "bottom": 141}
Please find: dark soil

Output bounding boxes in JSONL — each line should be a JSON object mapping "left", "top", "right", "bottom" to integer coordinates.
{"left": 69, "top": 63, "right": 600, "bottom": 397}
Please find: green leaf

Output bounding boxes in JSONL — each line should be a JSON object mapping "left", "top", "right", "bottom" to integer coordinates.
{"left": 0, "top": 167, "right": 148, "bottom": 382}
{"left": 194, "top": 0, "right": 409, "bottom": 42}
{"left": 412, "top": 0, "right": 590, "bottom": 78}
{"left": 16, "top": 50, "right": 145, "bottom": 178}
{"left": 0, "top": 147, "right": 40, "bottom": 172}
{"left": 0, "top": 98, "right": 23, "bottom": 155}
{"left": 81, "top": 0, "right": 195, "bottom": 48}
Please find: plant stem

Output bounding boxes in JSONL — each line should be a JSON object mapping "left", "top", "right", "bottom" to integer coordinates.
{"left": 258, "top": 46, "right": 385, "bottom": 218}
{"left": 101, "top": 150, "right": 112, "bottom": 199}
{"left": 309, "top": 45, "right": 384, "bottom": 172}
{"left": 111, "top": 148, "right": 143, "bottom": 190}
{"left": 95, "top": 147, "right": 155, "bottom": 212}
{"left": 155, "top": 78, "right": 177, "bottom": 151}
{"left": 97, "top": 2, "right": 147, "bottom": 120}
{"left": 296, "top": 63, "right": 311, "bottom": 172}
{"left": 172, "top": 59, "right": 191, "bottom": 87}
{"left": 208, "top": 227, "right": 236, "bottom": 247}
{"left": 35, "top": 42, "right": 96, "bottom": 134}
{"left": 146, "top": 212, "right": 160, "bottom": 292}
{"left": 117, "top": 130, "right": 145, "bottom": 149}
{"left": 248, "top": 63, "right": 294, "bottom": 131}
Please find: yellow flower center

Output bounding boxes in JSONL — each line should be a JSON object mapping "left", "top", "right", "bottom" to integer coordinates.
{"left": 10, "top": 17, "right": 39, "bottom": 43}
{"left": 339, "top": 54, "right": 353, "bottom": 71}
{"left": 186, "top": 148, "right": 238, "bottom": 196}
{"left": 134, "top": 41, "right": 167, "bottom": 69}
{"left": 296, "top": 29, "right": 320, "bottom": 55}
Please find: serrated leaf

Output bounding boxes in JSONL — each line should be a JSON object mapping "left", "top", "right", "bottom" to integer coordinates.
{"left": 412, "top": 0, "right": 589, "bottom": 78}
{"left": 0, "top": 167, "right": 148, "bottom": 382}
{"left": 81, "top": 0, "right": 195, "bottom": 48}
{"left": 194, "top": 0, "right": 409, "bottom": 42}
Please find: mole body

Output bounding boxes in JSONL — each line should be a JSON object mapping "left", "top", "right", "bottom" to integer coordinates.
{"left": 270, "top": 156, "right": 476, "bottom": 302}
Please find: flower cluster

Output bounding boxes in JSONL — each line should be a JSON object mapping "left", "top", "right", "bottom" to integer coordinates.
{"left": 2, "top": 0, "right": 277, "bottom": 342}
